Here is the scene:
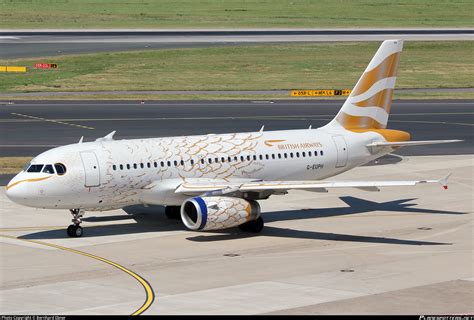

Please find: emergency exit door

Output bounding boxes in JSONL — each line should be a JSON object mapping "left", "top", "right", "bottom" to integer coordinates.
{"left": 80, "top": 151, "right": 101, "bottom": 187}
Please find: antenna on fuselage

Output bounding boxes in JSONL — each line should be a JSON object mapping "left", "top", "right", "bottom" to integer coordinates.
{"left": 78, "top": 136, "right": 83, "bottom": 143}
{"left": 308, "top": 125, "right": 312, "bottom": 129}
{"left": 96, "top": 130, "right": 116, "bottom": 142}
{"left": 259, "top": 125, "right": 264, "bottom": 132}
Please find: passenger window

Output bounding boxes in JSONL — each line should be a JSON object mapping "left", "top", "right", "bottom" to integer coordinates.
{"left": 215, "top": 158, "right": 219, "bottom": 163}
{"left": 320, "top": 150, "right": 324, "bottom": 156}
{"left": 302, "top": 152, "right": 306, "bottom": 157}
{"left": 221, "top": 157, "right": 225, "bottom": 163}
{"left": 54, "top": 163, "right": 67, "bottom": 175}
{"left": 253, "top": 155, "right": 257, "bottom": 161}
{"left": 174, "top": 160, "right": 178, "bottom": 166}
{"left": 240, "top": 156, "right": 244, "bottom": 162}
{"left": 154, "top": 162, "right": 157, "bottom": 168}
{"left": 308, "top": 151, "right": 312, "bottom": 157}
{"left": 127, "top": 164, "right": 131, "bottom": 169}
{"left": 290, "top": 153, "right": 294, "bottom": 158}
{"left": 314, "top": 150, "right": 318, "bottom": 156}
{"left": 147, "top": 163, "right": 151, "bottom": 168}
{"left": 278, "top": 154, "right": 282, "bottom": 159}
{"left": 112, "top": 165, "right": 117, "bottom": 171}
{"left": 180, "top": 160, "right": 184, "bottom": 166}
{"left": 247, "top": 155, "right": 251, "bottom": 161}
{"left": 27, "top": 164, "right": 44, "bottom": 173}
{"left": 120, "top": 164, "right": 124, "bottom": 170}
{"left": 271, "top": 154, "right": 275, "bottom": 159}
{"left": 259, "top": 155, "right": 263, "bottom": 160}
{"left": 160, "top": 161, "right": 164, "bottom": 167}
{"left": 284, "top": 153, "right": 288, "bottom": 158}
{"left": 140, "top": 163, "right": 144, "bottom": 169}
{"left": 167, "top": 161, "right": 171, "bottom": 167}
{"left": 228, "top": 156, "right": 232, "bottom": 162}
{"left": 191, "top": 159, "right": 195, "bottom": 165}
{"left": 296, "top": 152, "right": 300, "bottom": 158}
{"left": 201, "top": 159, "right": 205, "bottom": 164}
{"left": 133, "top": 164, "right": 137, "bottom": 169}
{"left": 265, "top": 154, "right": 269, "bottom": 160}
{"left": 42, "top": 164, "right": 55, "bottom": 174}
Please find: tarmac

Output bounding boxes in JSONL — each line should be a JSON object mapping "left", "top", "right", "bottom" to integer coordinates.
{"left": 1, "top": 28, "right": 472, "bottom": 58}
{"left": 1, "top": 154, "right": 472, "bottom": 314}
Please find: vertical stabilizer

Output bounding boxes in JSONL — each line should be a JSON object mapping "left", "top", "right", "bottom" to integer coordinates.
{"left": 328, "top": 40, "right": 403, "bottom": 130}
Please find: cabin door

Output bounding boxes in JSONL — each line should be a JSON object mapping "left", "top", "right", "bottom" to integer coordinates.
{"left": 80, "top": 151, "right": 101, "bottom": 187}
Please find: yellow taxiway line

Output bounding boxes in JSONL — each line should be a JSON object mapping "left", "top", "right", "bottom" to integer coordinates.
{"left": 0, "top": 234, "right": 155, "bottom": 315}
{"left": 11, "top": 112, "right": 95, "bottom": 130}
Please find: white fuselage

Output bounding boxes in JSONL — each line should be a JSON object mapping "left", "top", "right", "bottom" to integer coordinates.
{"left": 6, "top": 127, "right": 389, "bottom": 211}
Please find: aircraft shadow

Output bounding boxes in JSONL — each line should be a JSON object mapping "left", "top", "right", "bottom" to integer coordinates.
{"left": 18, "top": 197, "right": 465, "bottom": 243}
{"left": 186, "top": 196, "right": 465, "bottom": 245}
{"left": 20, "top": 204, "right": 186, "bottom": 240}
{"left": 186, "top": 226, "right": 449, "bottom": 246}
{"left": 263, "top": 196, "right": 466, "bottom": 223}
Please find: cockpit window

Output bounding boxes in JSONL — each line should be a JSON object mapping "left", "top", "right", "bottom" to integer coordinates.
{"left": 42, "top": 164, "right": 55, "bottom": 174}
{"left": 54, "top": 163, "right": 66, "bottom": 175}
{"left": 27, "top": 164, "right": 44, "bottom": 173}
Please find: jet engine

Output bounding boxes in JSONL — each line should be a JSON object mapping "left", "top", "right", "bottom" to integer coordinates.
{"left": 181, "top": 196, "right": 261, "bottom": 231}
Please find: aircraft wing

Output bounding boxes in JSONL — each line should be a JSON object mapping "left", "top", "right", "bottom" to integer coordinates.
{"left": 175, "top": 174, "right": 451, "bottom": 195}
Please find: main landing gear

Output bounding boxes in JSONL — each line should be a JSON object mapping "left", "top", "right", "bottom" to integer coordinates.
{"left": 67, "top": 208, "right": 85, "bottom": 237}
{"left": 238, "top": 217, "right": 264, "bottom": 233}
{"left": 165, "top": 206, "right": 182, "bottom": 220}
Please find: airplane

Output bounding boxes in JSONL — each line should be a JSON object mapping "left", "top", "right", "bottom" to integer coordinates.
{"left": 5, "top": 40, "right": 460, "bottom": 238}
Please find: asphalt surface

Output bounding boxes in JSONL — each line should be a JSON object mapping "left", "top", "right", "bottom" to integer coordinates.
{"left": 0, "top": 100, "right": 472, "bottom": 158}
{"left": 1, "top": 28, "right": 472, "bottom": 58}
{"left": 0, "top": 42, "right": 239, "bottom": 59}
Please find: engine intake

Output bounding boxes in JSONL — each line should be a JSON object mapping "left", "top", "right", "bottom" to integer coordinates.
{"left": 181, "top": 196, "right": 261, "bottom": 231}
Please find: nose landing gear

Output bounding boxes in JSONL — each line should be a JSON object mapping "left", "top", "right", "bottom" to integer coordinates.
{"left": 67, "top": 208, "right": 85, "bottom": 237}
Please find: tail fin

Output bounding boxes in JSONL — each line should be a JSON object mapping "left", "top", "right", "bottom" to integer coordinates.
{"left": 328, "top": 40, "right": 403, "bottom": 130}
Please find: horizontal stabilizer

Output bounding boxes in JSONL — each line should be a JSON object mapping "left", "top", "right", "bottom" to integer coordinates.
{"left": 366, "top": 139, "right": 462, "bottom": 148}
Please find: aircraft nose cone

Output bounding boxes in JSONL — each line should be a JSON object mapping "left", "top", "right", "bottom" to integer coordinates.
{"left": 5, "top": 178, "right": 27, "bottom": 204}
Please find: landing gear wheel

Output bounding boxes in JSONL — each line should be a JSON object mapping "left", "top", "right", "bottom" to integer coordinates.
{"left": 67, "top": 209, "right": 85, "bottom": 237}
{"left": 238, "top": 217, "right": 264, "bottom": 233}
{"left": 165, "top": 206, "right": 181, "bottom": 220}
{"left": 67, "top": 225, "right": 74, "bottom": 237}
{"left": 73, "top": 225, "right": 83, "bottom": 237}
{"left": 66, "top": 224, "right": 83, "bottom": 237}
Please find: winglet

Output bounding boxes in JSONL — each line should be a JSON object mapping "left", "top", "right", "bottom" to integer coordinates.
{"left": 439, "top": 173, "right": 451, "bottom": 190}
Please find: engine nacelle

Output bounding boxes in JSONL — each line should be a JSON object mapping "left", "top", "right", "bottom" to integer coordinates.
{"left": 181, "top": 196, "right": 261, "bottom": 231}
